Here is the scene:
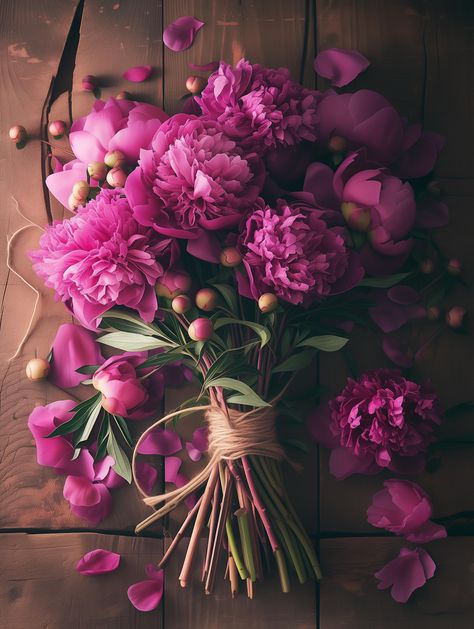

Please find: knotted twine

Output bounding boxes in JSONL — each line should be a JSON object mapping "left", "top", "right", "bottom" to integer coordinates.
{"left": 132, "top": 401, "right": 285, "bottom": 534}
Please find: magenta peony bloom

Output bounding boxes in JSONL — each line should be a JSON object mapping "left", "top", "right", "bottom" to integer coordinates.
{"left": 327, "top": 368, "right": 441, "bottom": 478}
{"left": 47, "top": 98, "right": 168, "bottom": 208}
{"left": 196, "top": 59, "right": 320, "bottom": 153}
{"left": 30, "top": 188, "right": 177, "bottom": 329}
{"left": 375, "top": 547, "right": 436, "bottom": 603}
{"left": 238, "top": 198, "right": 364, "bottom": 305}
{"left": 315, "top": 89, "right": 443, "bottom": 178}
{"left": 92, "top": 352, "right": 163, "bottom": 419}
{"left": 367, "top": 479, "right": 447, "bottom": 543}
{"left": 303, "top": 151, "right": 417, "bottom": 275}
{"left": 125, "top": 115, "right": 265, "bottom": 259}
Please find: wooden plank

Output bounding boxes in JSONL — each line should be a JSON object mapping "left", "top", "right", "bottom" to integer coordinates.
{"left": 163, "top": 537, "right": 317, "bottom": 629}
{"left": 319, "top": 537, "right": 474, "bottom": 628}
{"left": 0, "top": 532, "right": 163, "bottom": 629}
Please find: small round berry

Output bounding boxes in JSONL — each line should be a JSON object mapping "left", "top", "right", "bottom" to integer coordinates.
{"left": 87, "top": 161, "right": 108, "bottom": 181}
{"left": 258, "top": 293, "right": 278, "bottom": 313}
{"left": 68, "top": 193, "right": 82, "bottom": 211}
{"left": 104, "top": 150, "right": 125, "bottom": 169}
{"left": 185, "top": 75, "right": 206, "bottom": 94}
{"left": 188, "top": 318, "right": 214, "bottom": 342}
{"left": 220, "top": 247, "right": 242, "bottom": 268}
{"left": 172, "top": 294, "right": 192, "bottom": 314}
{"left": 446, "top": 305, "right": 466, "bottom": 329}
{"left": 26, "top": 358, "right": 50, "bottom": 381}
{"left": 9, "top": 124, "right": 27, "bottom": 147}
{"left": 106, "top": 167, "right": 127, "bottom": 188}
{"left": 48, "top": 120, "right": 67, "bottom": 139}
{"left": 195, "top": 288, "right": 219, "bottom": 312}
{"left": 82, "top": 74, "right": 98, "bottom": 92}
{"left": 447, "top": 258, "right": 462, "bottom": 275}
{"left": 116, "top": 90, "right": 132, "bottom": 100}
{"left": 72, "top": 180, "right": 90, "bottom": 201}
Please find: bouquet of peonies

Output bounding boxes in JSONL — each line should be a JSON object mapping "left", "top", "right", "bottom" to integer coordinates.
{"left": 13, "top": 24, "right": 464, "bottom": 608}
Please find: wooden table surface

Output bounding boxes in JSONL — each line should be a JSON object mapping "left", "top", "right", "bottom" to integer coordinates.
{"left": 0, "top": 1, "right": 473, "bottom": 627}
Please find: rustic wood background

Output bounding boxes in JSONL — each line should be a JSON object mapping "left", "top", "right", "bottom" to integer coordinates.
{"left": 1, "top": 1, "right": 473, "bottom": 627}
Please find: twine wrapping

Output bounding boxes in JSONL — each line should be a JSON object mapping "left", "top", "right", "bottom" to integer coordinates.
{"left": 132, "top": 402, "right": 285, "bottom": 534}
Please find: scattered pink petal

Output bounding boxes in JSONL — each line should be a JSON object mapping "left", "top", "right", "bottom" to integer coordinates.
{"left": 163, "top": 16, "right": 204, "bottom": 52}
{"left": 137, "top": 428, "right": 182, "bottom": 456}
{"left": 188, "top": 60, "right": 218, "bottom": 72}
{"left": 69, "top": 483, "right": 113, "bottom": 524}
{"left": 135, "top": 462, "right": 159, "bottom": 495}
{"left": 164, "top": 456, "right": 182, "bottom": 484}
{"left": 63, "top": 476, "right": 101, "bottom": 507}
{"left": 406, "top": 520, "right": 447, "bottom": 544}
{"left": 76, "top": 548, "right": 121, "bottom": 575}
{"left": 314, "top": 48, "right": 370, "bottom": 87}
{"left": 49, "top": 323, "right": 103, "bottom": 389}
{"left": 185, "top": 426, "right": 208, "bottom": 461}
{"left": 123, "top": 65, "right": 153, "bottom": 83}
{"left": 375, "top": 547, "right": 436, "bottom": 603}
{"left": 127, "top": 565, "right": 164, "bottom": 612}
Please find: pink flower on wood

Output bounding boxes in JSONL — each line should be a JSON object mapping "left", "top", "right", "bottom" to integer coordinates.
{"left": 375, "top": 547, "right": 436, "bottom": 603}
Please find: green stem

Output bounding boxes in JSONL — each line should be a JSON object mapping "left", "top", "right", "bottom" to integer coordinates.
{"left": 235, "top": 508, "right": 257, "bottom": 582}
{"left": 275, "top": 549, "right": 290, "bottom": 593}
{"left": 226, "top": 517, "right": 248, "bottom": 581}
{"left": 274, "top": 516, "right": 307, "bottom": 584}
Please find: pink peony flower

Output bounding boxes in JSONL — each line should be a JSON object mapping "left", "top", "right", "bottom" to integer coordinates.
{"left": 327, "top": 368, "right": 441, "bottom": 478}
{"left": 196, "top": 59, "right": 320, "bottom": 154}
{"left": 315, "top": 89, "right": 443, "bottom": 178}
{"left": 46, "top": 98, "right": 168, "bottom": 208}
{"left": 237, "top": 198, "right": 364, "bottom": 305}
{"left": 125, "top": 115, "right": 265, "bottom": 259}
{"left": 303, "top": 151, "right": 417, "bottom": 275}
{"left": 375, "top": 547, "right": 436, "bottom": 603}
{"left": 30, "top": 188, "right": 177, "bottom": 329}
{"left": 92, "top": 352, "right": 164, "bottom": 419}
{"left": 367, "top": 479, "right": 447, "bottom": 543}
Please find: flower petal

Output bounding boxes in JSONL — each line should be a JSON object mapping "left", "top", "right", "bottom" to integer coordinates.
{"left": 49, "top": 323, "right": 103, "bottom": 389}
{"left": 137, "top": 428, "right": 182, "bottom": 456}
{"left": 375, "top": 547, "right": 435, "bottom": 603}
{"left": 69, "top": 483, "right": 113, "bottom": 524}
{"left": 76, "top": 549, "right": 121, "bottom": 575}
{"left": 188, "top": 61, "right": 218, "bottom": 72}
{"left": 63, "top": 476, "right": 101, "bottom": 507}
{"left": 123, "top": 65, "right": 153, "bottom": 82}
{"left": 314, "top": 48, "right": 370, "bottom": 87}
{"left": 127, "top": 575, "right": 164, "bottom": 612}
{"left": 164, "top": 456, "right": 182, "bottom": 484}
{"left": 405, "top": 520, "right": 447, "bottom": 543}
{"left": 163, "top": 16, "right": 205, "bottom": 52}
{"left": 135, "top": 462, "right": 158, "bottom": 495}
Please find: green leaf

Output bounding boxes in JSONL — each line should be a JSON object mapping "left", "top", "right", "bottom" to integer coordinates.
{"left": 296, "top": 335, "right": 348, "bottom": 352}
{"left": 272, "top": 350, "right": 315, "bottom": 374}
{"left": 73, "top": 400, "right": 103, "bottom": 446}
{"left": 214, "top": 318, "right": 271, "bottom": 348}
{"left": 210, "top": 283, "right": 239, "bottom": 314}
{"left": 357, "top": 272, "right": 411, "bottom": 288}
{"left": 107, "top": 429, "right": 132, "bottom": 483}
{"left": 138, "top": 347, "right": 193, "bottom": 370}
{"left": 46, "top": 393, "right": 102, "bottom": 438}
{"left": 207, "top": 377, "right": 270, "bottom": 408}
{"left": 95, "top": 417, "right": 110, "bottom": 461}
{"left": 99, "top": 309, "right": 158, "bottom": 336}
{"left": 75, "top": 365, "right": 100, "bottom": 375}
{"left": 98, "top": 332, "right": 170, "bottom": 352}
{"left": 113, "top": 415, "right": 134, "bottom": 448}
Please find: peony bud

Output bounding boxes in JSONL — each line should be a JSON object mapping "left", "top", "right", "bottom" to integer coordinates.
{"left": 106, "top": 167, "right": 127, "bottom": 188}
{"left": 220, "top": 247, "right": 242, "bottom": 268}
{"left": 447, "top": 258, "right": 462, "bottom": 275}
{"left": 258, "top": 293, "right": 278, "bottom": 313}
{"left": 427, "top": 306, "right": 440, "bottom": 321}
{"left": 68, "top": 193, "right": 83, "bottom": 211}
{"left": 104, "top": 150, "right": 126, "bottom": 169}
{"left": 72, "top": 180, "right": 90, "bottom": 201}
{"left": 446, "top": 306, "right": 466, "bottom": 329}
{"left": 9, "top": 124, "right": 27, "bottom": 147}
{"left": 116, "top": 90, "right": 132, "bottom": 100}
{"left": 26, "top": 357, "right": 50, "bottom": 381}
{"left": 420, "top": 259, "right": 435, "bottom": 275}
{"left": 101, "top": 395, "right": 122, "bottom": 415}
{"left": 328, "top": 135, "right": 347, "bottom": 154}
{"left": 186, "top": 75, "right": 206, "bottom": 94}
{"left": 48, "top": 120, "right": 67, "bottom": 139}
{"left": 172, "top": 294, "right": 192, "bottom": 314}
{"left": 195, "top": 288, "right": 219, "bottom": 312}
{"left": 87, "top": 161, "right": 108, "bottom": 181}
{"left": 82, "top": 74, "right": 98, "bottom": 92}
{"left": 341, "top": 202, "right": 371, "bottom": 232}
{"left": 156, "top": 270, "right": 192, "bottom": 299}
{"left": 188, "top": 318, "right": 213, "bottom": 341}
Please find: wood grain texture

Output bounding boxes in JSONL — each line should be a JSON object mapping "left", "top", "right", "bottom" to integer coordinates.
{"left": 0, "top": 532, "right": 163, "bottom": 629}
{"left": 319, "top": 537, "right": 474, "bottom": 628}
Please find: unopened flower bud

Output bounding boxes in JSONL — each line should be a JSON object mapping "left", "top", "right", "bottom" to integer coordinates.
{"left": 9, "top": 124, "right": 27, "bottom": 147}
{"left": 186, "top": 75, "right": 206, "bottom": 94}
{"left": 426, "top": 180, "right": 442, "bottom": 198}
{"left": 26, "top": 358, "right": 50, "bottom": 381}
{"left": 195, "top": 288, "right": 219, "bottom": 312}
{"left": 72, "top": 180, "right": 90, "bottom": 201}
{"left": 446, "top": 305, "right": 466, "bottom": 329}
{"left": 104, "top": 150, "right": 126, "bottom": 169}
{"left": 188, "top": 317, "right": 213, "bottom": 341}
{"left": 155, "top": 270, "right": 192, "bottom": 299}
{"left": 447, "top": 258, "right": 462, "bottom": 275}
{"left": 328, "top": 135, "right": 347, "bottom": 154}
{"left": 420, "top": 259, "right": 435, "bottom": 274}
{"left": 87, "top": 161, "right": 108, "bottom": 181}
{"left": 427, "top": 306, "right": 440, "bottom": 321}
{"left": 106, "top": 167, "right": 127, "bottom": 188}
{"left": 101, "top": 395, "right": 122, "bottom": 415}
{"left": 172, "top": 294, "right": 192, "bottom": 314}
{"left": 116, "top": 90, "right": 132, "bottom": 100}
{"left": 258, "top": 293, "right": 278, "bottom": 313}
{"left": 48, "top": 120, "right": 67, "bottom": 139}
{"left": 82, "top": 74, "right": 98, "bottom": 92}
{"left": 220, "top": 247, "right": 242, "bottom": 268}
{"left": 341, "top": 202, "right": 371, "bottom": 232}
{"left": 68, "top": 193, "right": 83, "bottom": 211}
